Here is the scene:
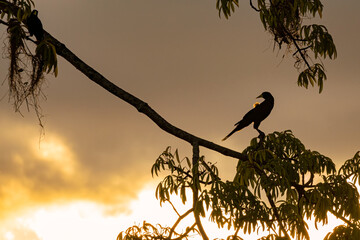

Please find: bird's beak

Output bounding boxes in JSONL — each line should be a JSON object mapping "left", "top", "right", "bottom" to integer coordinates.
{"left": 256, "top": 93, "right": 263, "bottom": 99}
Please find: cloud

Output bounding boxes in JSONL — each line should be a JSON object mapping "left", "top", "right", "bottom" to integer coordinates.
{"left": 0, "top": 217, "right": 41, "bottom": 240}
{"left": 0, "top": 227, "right": 41, "bottom": 240}
{"left": 0, "top": 116, "right": 152, "bottom": 219}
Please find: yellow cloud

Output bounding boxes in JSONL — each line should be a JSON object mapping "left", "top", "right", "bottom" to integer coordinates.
{"left": 0, "top": 117, "right": 152, "bottom": 219}
{"left": 31, "top": 135, "right": 78, "bottom": 178}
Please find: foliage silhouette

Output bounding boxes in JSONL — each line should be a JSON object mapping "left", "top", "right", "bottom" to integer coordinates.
{"left": 119, "top": 131, "right": 360, "bottom": 240}
{"left": 0, "top": 1, "right": 358, "bottom": 240}
{"left": 216, "top": 0, "right": 337, "bottom": 93}
{"left": 1, "top": 0, "right": 58, "bottom": 127}
{"left": 1, "top": 0, "right": 336, "bottom": 118}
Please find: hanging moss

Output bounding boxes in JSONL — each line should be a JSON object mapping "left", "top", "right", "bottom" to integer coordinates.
{"left": 7, "top": 18, "right": 27, "bottom": 109}
{"left": 29, "top": 48, "right": 44, "bottom": 94}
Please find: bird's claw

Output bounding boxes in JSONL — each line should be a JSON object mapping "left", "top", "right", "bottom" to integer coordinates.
{"left": 258, "top": 132, "right": 265, "bottom": 139}
{"left": 256, "top": 129, "right": 265, "bottom": 139}
{"left": 256, "top": 132, "right": 265, "bottom": 147}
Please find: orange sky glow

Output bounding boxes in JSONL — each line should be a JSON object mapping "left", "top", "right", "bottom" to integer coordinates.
{"left": 0, "top": 0, "right": 359, "bottom": 239}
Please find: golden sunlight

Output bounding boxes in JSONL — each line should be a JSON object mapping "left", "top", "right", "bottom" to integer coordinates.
{"left": 31, "top": 135, "right": 77, "bottom": 177}
{"left": 0, "top": 184, "right": 167, "bottom": 240}
{"left": 4, "top": 232, "right": 14, "bottom": 240}
{"left": 0, "top": 183, "right": 346, "bottom": 240}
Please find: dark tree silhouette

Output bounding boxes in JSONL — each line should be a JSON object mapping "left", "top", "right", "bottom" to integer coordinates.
{"left": 0, "top": 1, "right": 357, "bottom": 240}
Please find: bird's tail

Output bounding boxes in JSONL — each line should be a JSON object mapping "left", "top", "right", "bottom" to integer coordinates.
{"left": 222, "top": 119, "right": 249, "bottom": 141}
{"left": 222, "top": 128, "right": 239, "bottom": 141}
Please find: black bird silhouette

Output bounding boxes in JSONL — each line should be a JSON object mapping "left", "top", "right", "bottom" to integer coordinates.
{"left": 26, "top": 10, "right": 44, "bottom": 41}
{"left": 222, "top": 92, "right": 274, "bottom": 141}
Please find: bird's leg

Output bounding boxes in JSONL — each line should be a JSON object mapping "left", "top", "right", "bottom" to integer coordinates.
{"left": 256, "top": 128, "right": 265, "bottom": 141}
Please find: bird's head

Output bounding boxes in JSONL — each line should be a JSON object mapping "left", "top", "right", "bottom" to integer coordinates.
{"left": 31, "top": 10, "right": 38, "bottom": 16}
{"left": 257, "top": 91, "right": 273, "bottom": 100}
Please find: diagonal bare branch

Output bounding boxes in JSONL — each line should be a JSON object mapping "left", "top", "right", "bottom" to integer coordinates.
{"left": 44, "top": 30, "right": 248, "bottom": 162}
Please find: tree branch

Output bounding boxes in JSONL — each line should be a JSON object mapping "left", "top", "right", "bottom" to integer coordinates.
{"left": 264, "top": 190, "right": 290, "bottom": 239}
{"left": 286, "top": 30, "right": 312, "bottom": 70}
{"left": 170, "top": 163, "right": 214, "bottom": 185}
{"left": 42, "top": 31, "right": 248, "bottom": 162}
{"left": 199, "top": 158, "right": 221, "bottom": 182}
{"left": 0, "top": 19, "right": 9, "bottom": 26}
{"left": 250, "top": 0, "right": 260, "bottom": 12}
{"left": 168, "top": 208, "right": 194, "bottom": 239}
{"left": 0, "top": 3, "right": 248, "bottom": 162}
{"left": 329, "top": 209, "right": 355, "bottom": 227}
{"left": 166, "top": 199, "right": 182, "bottom": 217}
{"left": 172, "top": 222, "right": 197, "bottom": 240}
{"left": 254, "top": 165, "right": 291, "bottom": 239}
{"left": 292, "top": 44, "right": 312, "bottom": 56}
{"left": 191, "top": 141, "right": 209, "bottom": 240}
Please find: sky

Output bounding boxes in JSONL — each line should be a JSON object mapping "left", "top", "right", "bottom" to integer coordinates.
{"left": 0, "top": 0, "right": 359, "bottom": 239}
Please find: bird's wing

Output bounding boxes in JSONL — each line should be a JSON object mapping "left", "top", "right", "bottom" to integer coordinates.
{"left": 235, "top": 107, "right": 257, "bottom": 126}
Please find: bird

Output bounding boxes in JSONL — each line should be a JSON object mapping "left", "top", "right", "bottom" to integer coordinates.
{"left": 222, "top": 92, "right": 274, "bottom": 141}
{"left": 26, "top": 10, "right": 44, "bottom": 41}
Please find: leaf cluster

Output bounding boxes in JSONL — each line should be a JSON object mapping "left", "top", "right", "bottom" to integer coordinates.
{"left": 207, "top": 131, "right": 337, "bottom": 239}
{"left": 234, "top": 131, "right": 359, "bottom": 239}
{"left": 36, "top": 39, "right": 58, "bottom": 76}
{"left": 117, "top": 221, "right": 196, "bottom": 240}
{"left": 134, "top": 131, "right": 360, "bottom": 240}
{"left": 216, "top": 0, "right": 238, "bottom": 19}
{"left": 339, "top": 151, "right": 360, "bottom": 185}
{"left": 256, "top": 0, "right": 336, "bottom": 93}
{"left": 216, "top": 0, "right": 337, "bottom": 93}
{"left": 1, "top": 0, "right": 34, "bottom": 22}
{"left": 300, "top": 24, "right": 337, "bottom": 60}
{"left": 324, "top": 224, "right": 360, "bottom": 240}
{"left": 1, "top": 0, "right": 58, "bottom": 114}
{"left": 152, "top": 147, "right": 219, "bottom": 210}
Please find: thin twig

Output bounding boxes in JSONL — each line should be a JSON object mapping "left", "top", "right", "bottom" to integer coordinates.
{"left": 168, "top": 208, "right": 194, "bottom": 239}
{"left": 0, "top": 19, "right": 9, "bottom": 26}
{"left": 329, "top": 209, "right": 354, "bottom": 227}
{"left": 166, "top": 199, "right": 182, "bottom": 217}
{"left": 233, "top": 225, "right": 241, "bottom": 237}
{"left": 288, "top": 31, "right": 312, "bottom": 70}
{"left": 199, "top": 158, "right": 221, "bottom": 182}
{"left": 292, "top": 44, "right": 312, "bottom": 56}
{"left": 250, "top": 0, "right": 260, "bottom": 12}
{"left": 172, "top": 222, "right": 197, "bottom": 240}
{"left": 167, "top": 163, "right": 213, "bottom": 185}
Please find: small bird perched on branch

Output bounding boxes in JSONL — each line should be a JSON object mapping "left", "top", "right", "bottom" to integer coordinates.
{"left": 26, "top": 10, "right": 44, "bottom": 41}
{"left": 222, "top": 92, "right": 274, "bottom": 141}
